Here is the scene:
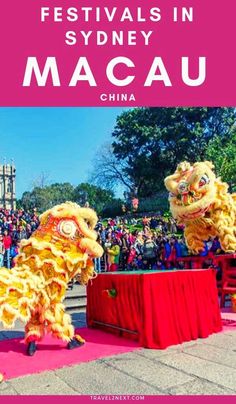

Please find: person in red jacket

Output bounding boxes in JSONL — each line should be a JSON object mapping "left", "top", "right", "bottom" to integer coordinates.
{"left": 3, "top": 230, "right": 12, "bottom": 268}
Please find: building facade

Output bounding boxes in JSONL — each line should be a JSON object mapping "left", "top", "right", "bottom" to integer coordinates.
{"left": 0, "top": 164, "right": 16, "bottom": 210}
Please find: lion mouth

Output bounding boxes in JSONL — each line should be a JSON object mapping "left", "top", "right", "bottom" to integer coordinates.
{"left": 178, "top": 205, "right": 211, "bottom": 221}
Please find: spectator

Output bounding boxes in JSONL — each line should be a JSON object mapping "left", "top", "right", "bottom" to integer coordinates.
{"left": 142, "top": 235, "right": 157, "bottom": 270}
{"left": 2, "top": 217, "right": 9, "bottom": 232}
{"left": 179, "top": 237, "right": 189, "bottom": 257}
{"left": 150, "top": 217, "right": 158, "bottom": 230}
{"left": 26, "top": 224, "right": 32, "bottom": 238}
{"left": 106, "top": 238, "right": 120, "bottom": 272}
{"left": 169, "top": 218, "right": 177, "bottom": 234}
{"left": 127, "top": 246, "right": 137, "bottom": 269}
{"left": 134, "top": 231, "right": 144, "bottom": 255}
{"left": 94, "top": 235, "right": 102, "bottom": 273}
{"left": 142, "top": 216, "right": 150, "bottom": 229}
{"left": 10, "top": 241, "right": 20, "bottom": 267}
{"left": 3, "top": 230, "right": 12, "bottom": 269}
{"left": 199, "top": 241, "right": 209, "bottom": 257}
{"left": 104, "top": 233, "right": 112, "bottom": 271}
{"left": 134, "top": 254, "right": 144, "bottom": 270}
{"left": 120, "top": 233, "right": 130, "bottom": 270}
{"left": 156, "top": 259, "right": 166, "bottom": 270}
{"left": 17, "top": 225, "right": 27, "bottom": 241}
{"left": 210, "top": 236, "right": 222, "bottom": 254}
{"left": 173, "top": 237, "right": 182, "bottom": 259}
{"left": 206, "top": 237, "right": 214, "bottom": 252}
{"left": 0, "top": 234, "right": 5, "bottom": 267}
{"left": 100, "top": 225, "right": 107, "bottom": 244}
{"left": 10, "top": 224, "right": 19, "bottom": 244}
{"left": 166, "top": 238, "right": 177, "bottom": 269}
{"left": 163, "top": 238, "right": 171, "bottom": 261}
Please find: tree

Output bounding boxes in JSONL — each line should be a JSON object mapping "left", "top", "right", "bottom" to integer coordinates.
{"left": 47, "top": 183, "right": 74, "bottom": 205}
{"left": 111, "top": 107, "right": 236, "bottom": 196}
{"left": 31, "top": 172, "right": 50, "bottom": 189}
{"left": 19, "top": 181, "right": 120, "bottom": 216}
{"left": 101, "top": 198, "right": 124, "bottom": 217}
{"left": 90, "top": 143, "right": 133, "bottom": 192}
{"left": 73, "top": 183, "right": 116, "bottom": 214}
{"left": 19, "top": 191, "right": 33, "bottom": 211}
{"left": 20, "top": 183, "right": 74, "bottom": 212}
{"left": 206, "top": 127, "right": 236, "bottom": 191}
{"left": 21, "top": 187, "right": 47, "bottom": 212}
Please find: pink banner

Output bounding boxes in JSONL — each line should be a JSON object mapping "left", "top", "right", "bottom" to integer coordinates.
{"left": 0, "top": 0, "right": 235, "bottom": 106}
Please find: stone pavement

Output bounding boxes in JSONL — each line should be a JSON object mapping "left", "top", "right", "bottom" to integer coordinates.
{"left": 0, "top": 311, "right": 236, "bottom": 396}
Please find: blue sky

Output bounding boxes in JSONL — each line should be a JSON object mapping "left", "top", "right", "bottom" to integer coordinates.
{"left": 0, "top": 108, "right": 127, "bottom": 198}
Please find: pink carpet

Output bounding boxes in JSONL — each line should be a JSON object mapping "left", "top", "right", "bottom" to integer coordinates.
{"left": 221, "top": 308, "right": 236, "bottom": 332}
{"left": 1, "top": 309, "right": 235, "bottom": 381}
{"left": 0, "top": 328, "right": 140, "bottom": 380}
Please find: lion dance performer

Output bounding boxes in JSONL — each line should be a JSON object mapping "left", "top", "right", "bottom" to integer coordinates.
{"left": 0, "top": 202, "right": 103, "bottom": 360}
{"left": 164, "top": 161, "right": 236, "bottom": 254}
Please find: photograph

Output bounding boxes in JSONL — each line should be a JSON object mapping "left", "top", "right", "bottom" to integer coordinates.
{"left": 0, "top": 106, "right": 235, "bottom": 397}
{"left": 0, "top": 0, "right": 235, "bottom": 402}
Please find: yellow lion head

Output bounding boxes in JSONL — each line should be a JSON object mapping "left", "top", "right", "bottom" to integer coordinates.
{"left": 17, "top": 202, "right": 103, "bottom": 285}
{"left": 164, "top": 161, "right": 224, "bottom": 222}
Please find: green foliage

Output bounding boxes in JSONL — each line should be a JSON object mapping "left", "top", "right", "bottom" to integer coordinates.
{"left": 138, "top": 194, "right": 169, "bottom": 213}
{"left": 206, "top": 127, "right": 236, "bottom": 191}
{"left": 101, "top": 198, "right": 124, "bottom": 217}
{"left": 20, "top": 183, "right": 74, "bottom": 212}
{"left": 73, "top": 183, "right": 115, "bottom": 214}
{"left": 19, "top": 182, "right": 120, "bottom": 215}
{"left": 112, "top": 107, "right": 235, "bottom": 196}
{"left": 16, "top": 199, "right": 23, "bottom": 210}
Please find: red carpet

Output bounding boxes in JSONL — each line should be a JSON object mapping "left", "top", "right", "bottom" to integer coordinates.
{"left": 0, "top": 328, "right": 140, "bottom": 380}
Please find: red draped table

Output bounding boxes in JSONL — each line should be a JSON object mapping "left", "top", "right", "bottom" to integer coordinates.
{"left": 87, "top": 269, "right": 222, "bottom": 349}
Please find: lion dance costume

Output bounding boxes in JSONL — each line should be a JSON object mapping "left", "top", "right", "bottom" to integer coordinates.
{"left": 164, "top": 161, "right": 236, "bottom": 254}
{"left": 0, "top": 202, "right": 103, "bottom": 362}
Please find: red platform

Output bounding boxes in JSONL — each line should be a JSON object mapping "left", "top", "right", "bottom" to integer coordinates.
{"left": 213, "top": 254, "right": 236, "bottom": 307}
{"left": 177, "top": 253, "right": 236, "bottom": 270}
{"left": 213, "top": 253, "right": 236, "bottom": 270}
{"left": 177, "top": 254, "right": 214, "bottom": 269}
{"left": 87, "top": 269, "right": 222, "bottom": 349}
{"left": 177, "top": 254, "right": 236, "bottom": 307}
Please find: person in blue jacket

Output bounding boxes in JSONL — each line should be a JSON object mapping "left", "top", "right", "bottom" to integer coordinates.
{"left": 199, "top": 241, "right": 208, "bottom": 256}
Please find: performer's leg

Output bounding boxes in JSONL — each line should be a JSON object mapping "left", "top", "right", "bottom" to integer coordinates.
{"left": 25, "top": 312, "right": 45, "bottom": 356}
{"left": 48, "top": 304, "right": 85, "bottom": 349}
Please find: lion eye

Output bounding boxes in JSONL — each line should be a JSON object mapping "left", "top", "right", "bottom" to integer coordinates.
{"left": 58, "top": 220, "right": 78, "bottom": 239}
{"left": 199, "top": 174, "right": 209, "bottom": 187}
{"left": 178, "top": 181, "right": 188, "bottom": 194}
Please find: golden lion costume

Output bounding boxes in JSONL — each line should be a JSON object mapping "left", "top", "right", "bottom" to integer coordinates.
{"left": 164, "top": 161, "right": 236, "bottom": 254}
{"left": 0, "top": 202, "right": 103, "bottom": 357}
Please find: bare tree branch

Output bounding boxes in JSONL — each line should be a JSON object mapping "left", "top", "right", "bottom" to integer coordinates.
{"left": 31, "top": 171, "right": 51, "bottom": 189}
{"left": 89, "top": 143, "right": 134, "bottom": 192}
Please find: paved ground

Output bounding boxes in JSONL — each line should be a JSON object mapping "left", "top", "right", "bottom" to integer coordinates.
{"left": 0, "top": 310, "right": 236, "bottom": 396}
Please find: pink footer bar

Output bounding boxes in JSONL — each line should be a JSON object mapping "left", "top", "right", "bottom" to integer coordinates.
{"left": 0, "top": 396, "right": 234, "bottom": 403}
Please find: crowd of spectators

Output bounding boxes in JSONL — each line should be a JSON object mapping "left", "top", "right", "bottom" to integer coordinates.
{"left": 95, "top": 215, "right": 223, "bottom": 272}
{"left": 0, "top": 208, "right": 40, "bottom": 268}
{"left": 0, "top": 207, "right": 223, "bottom": 274}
